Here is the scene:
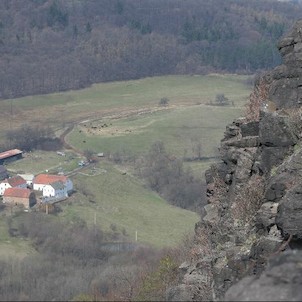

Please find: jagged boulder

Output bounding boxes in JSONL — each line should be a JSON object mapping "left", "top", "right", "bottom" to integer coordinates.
{"left": 224, "top": 250, "right": 302, "bottom": 301}
{"left": 265, "top": 180, "right": 287, "bottom": 203}
{"left": 240, "top": 121, "right": 259, "bottom": 137}
{"left": 222, "top": 119, "right": 242, "bottom": 141}
{"left": 278, "top": 20, "right": 302, "bottom": 66}
{"left": 249, "top": 233, "right": 283, "bottom": 276}
{"left": 276, "top": 185, "right": 302, "bottom": 239}
{"left": 212, "top": 244, "right": 255, "bottom": 300}
{"left": 220, "top": 146, "right": 257, "bottom": 179}
{"left": 222, "top": 136, "right": 259, "bottom": 148}
{"left": 202, "top": 204, "right": 220, "bottom": 225}
{"left": 255, "top": 202, "right": 279, "bottom": 231}
{"left": 270, "top": 146, "right": 302, "bottom": 178}
{"left": 259, "top": 112, "right": 299, "bottom": 147}
{"left": 264, "top": 146, "right": 302, "bottom": 201}
{"left": 232, "top": 148, "right": 257, "bottom": 182}
{"left": 205, "top": 162, "right": 228, "bottom": 185}
{"left": 267, "top": 20, "right": 302, "bottom": 109}
{"left": 166, "top": 284, "right": 194, "bottom": 301}
{"left": 258, "top": 145, "right": 294, "bottom": 174}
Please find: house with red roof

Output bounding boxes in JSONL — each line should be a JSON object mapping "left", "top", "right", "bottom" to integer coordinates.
{"left": 33, "top": 174, "right": 73, "bottom": 196}
{"left": 42, "top": 180, "right": 68, "bottom": 199}
{"left": 0, "top": 175, "right": 27, "bottom": 195}
{"left": 2, "top": 187, "right": 36, "bottom": 208}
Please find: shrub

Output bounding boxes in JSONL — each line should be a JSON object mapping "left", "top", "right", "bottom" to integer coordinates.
{"left": 159, "top": 97, "right": 169, "bottom": 106}
{"left": 215, "top": 93, "right": 229, "bottom": 106}
{"left": 136, "top": 254, "right": 179, "bottom": 301}
{"left": 139, "top": 141, "right": 206, "bottom": 210}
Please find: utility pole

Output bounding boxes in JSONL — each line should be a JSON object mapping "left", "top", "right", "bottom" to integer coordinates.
{"left": 135, "top": 230, "right": 138, "bottom": 242}
{"left": 94, "top": 212, "right": 97, "bottom": 236}
{"left": 9, "top": 99, "right": 13, "bottom": 149}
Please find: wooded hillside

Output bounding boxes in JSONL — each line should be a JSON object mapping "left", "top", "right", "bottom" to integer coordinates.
{"left": 1, "top": 0, "right": 302, "bottom": 99}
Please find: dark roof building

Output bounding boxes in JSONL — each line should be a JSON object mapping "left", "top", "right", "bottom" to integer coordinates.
{"left": 0, "top": 149, "right": 23, "bottom": 165}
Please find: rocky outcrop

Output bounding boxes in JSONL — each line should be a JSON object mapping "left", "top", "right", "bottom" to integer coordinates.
{"left": 224, "top": 250, "right": 302, "bottom": 301}
{"left": 266, "top": 20, "right": 302, "bottom": 109}
{"left": 276, "top": 185, "right": 302, "bottom": 239}
{"left": 167, "top": 19, "right": 302, "bottom": 302}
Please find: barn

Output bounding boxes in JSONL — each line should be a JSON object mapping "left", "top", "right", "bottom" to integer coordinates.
{"left": 0, "top": 149, "right": 23, "bottom": 165}
{"left": 3, "top": 187, "right": 36, "bottom": 208}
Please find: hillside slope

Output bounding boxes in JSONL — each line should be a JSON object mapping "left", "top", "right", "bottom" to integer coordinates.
{"left": 1, "top": 0, "right": 302, "bottom": 99}
{"left": 168, "top": 19, "right": 302, "bottom": 301}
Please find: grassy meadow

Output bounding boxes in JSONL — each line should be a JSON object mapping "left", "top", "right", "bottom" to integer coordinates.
{"left": 58, "top": 161, "right": 200, "bottom": 248}
{"left": 0, "top": 74, "right": 251, "bottom": 142}
{"left": 1, "top": 74, "right": 253, "bottom": 249}
{"left": 67, "top": 103, "right": 243, "bottom": 159}
{"left": 7, "top": 150, "right": 83, "bottom": 175}
{"left": 0, "top": 212, "right": 36, "bottom": 259}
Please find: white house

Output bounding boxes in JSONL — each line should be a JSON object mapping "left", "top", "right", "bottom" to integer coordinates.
{"left": 42, "top": 180, "right": 68, "bottom": 198}
{"left": 0, "top": 176, "right": 27, "bottom": 195}
{"left": 33, "top": 174, "right": 73, "bottom": 195}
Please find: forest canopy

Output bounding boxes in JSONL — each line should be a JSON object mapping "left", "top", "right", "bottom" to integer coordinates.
{"left": 0, "top": 0, "right": 301, "bottom": 98}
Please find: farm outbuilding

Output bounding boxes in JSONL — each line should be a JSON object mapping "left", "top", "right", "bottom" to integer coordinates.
{"left": 3, "top": 187, "right": 36, "bottom": 208}
{"left": 0, "top": 149, "right": 23, "bottom": 165}
{"left": 18, "top": 174, "right": 35, "bottom": 186}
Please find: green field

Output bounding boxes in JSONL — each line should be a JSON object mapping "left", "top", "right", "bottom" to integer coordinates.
{"left": 7, "top": 150, "right": 83, "bottom": 175}
{"left": 1, "top": 74, "right": 250, "bottom": 111}
{"left": 66, "top": 104, "right": 243, "bottom": 159}
{"left": 58, "top": 161, "right": 200, "bottom": 248}
{"left": 1, "top": 74, "right": 252, "bottom": 250}
{"left": 0, "top": 74, "right": 251, "bottom": 142}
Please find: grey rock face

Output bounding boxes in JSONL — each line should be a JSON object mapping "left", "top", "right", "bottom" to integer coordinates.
{"left": 278, "top": 20, "right": 302, "bottom": 66}
{"left": 166, "top": 284, "right": 194, "bottom": 302}
{"left": 276, "top": 185, "right": 302, "bottom": 239}
{"left": 220, "top": 20, "right": 302, "bottom": 301}
{"left": 267, "top": 20, "right": 302, "bottom": 108}
{"left": 265, "top": 180, "right": 287, "bottom": 202}
{"left": 240, "top": 121, "right": 259, "bottom": 137}
{"left": 259, "top": 112, "right": 299, "bottom": 147}
{"left": 255, "top": 202, "right": 279, "bottom": 231}
{"left": 224, "top": 250, "right": 302, "bottom": 301}
{"left": 258, "top": 145, "right": 293, "bottom": 174}
{"left": 170, "top": 20, "right": 302, "bottom": 302}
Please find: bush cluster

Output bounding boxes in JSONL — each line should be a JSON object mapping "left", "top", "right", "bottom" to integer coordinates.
{"left": 139, "top": 141, "right": 206, "bottom": 211}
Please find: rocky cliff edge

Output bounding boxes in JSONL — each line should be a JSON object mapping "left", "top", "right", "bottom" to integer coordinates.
{"left": 167, "top": 19, "right": 302, "bottom": 302}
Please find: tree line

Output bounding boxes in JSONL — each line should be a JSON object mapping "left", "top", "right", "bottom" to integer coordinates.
{"left": 0, "top": 0, "right": 301, "bottom": 99}
{"left": 0, "top": 210, "right": 191, "bottom": 301}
